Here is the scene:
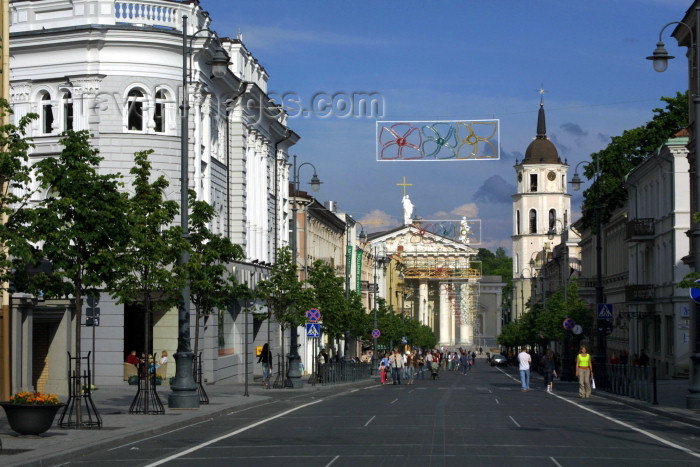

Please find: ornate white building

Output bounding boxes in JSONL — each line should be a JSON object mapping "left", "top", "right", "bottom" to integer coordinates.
{"left": 512, "top": 102, "right": 572, "bottom": 322}
{"left": 8, "top": 0, "right": 296, "bottom": 391}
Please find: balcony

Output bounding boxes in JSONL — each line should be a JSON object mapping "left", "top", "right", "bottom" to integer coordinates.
{"left": 625, "top": 284, "right": 656, "bottom": 302}
{"left": 626, "top": 218, "right": 655, "bottom": 241}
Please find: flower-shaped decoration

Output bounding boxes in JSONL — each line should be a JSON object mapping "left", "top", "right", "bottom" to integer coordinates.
{"left": 456, "top": 121, "right": 498, "bottom": 159}
{"left": 10, "top": 391, "right": 60, "bottom": 405}
{"left": 421, "top": 123, "right": 457, "bottom": 159}
{"left": 379, "top": 123, "right": 423, "bottom": 160}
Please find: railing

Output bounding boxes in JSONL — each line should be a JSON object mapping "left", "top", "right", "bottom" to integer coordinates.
{"left": 312, "top": 361, "right": 372, "bottom": 386}
{"left": 114, "top": 1, "right": 179, "bottom": 28}
{"left": 598, "top": 364, "right": 657, "bottom": 404}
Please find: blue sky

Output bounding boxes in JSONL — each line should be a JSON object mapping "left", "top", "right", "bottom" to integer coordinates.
{"left": 203, "top": 0, "right": 690, "bottom": 253}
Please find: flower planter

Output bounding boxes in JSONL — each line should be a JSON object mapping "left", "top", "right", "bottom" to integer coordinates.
{"left": 0, "top": 402, "right": 65, "bottom": 435}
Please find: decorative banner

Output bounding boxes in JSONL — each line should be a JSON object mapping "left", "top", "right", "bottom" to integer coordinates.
{"left": 356, "top": 248, "right": 363, "bottom": 294}
{"left": 376, "top": 120, "right": 500, "bottom": 161}
{"left": 346, "top": 244, "right": 353, "bottom": 280}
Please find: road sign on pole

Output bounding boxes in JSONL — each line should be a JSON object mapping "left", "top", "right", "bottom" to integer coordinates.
{"left": 372, "top": 329, "right": 381, "bottom": 338}
{"left": 690, "top": 279, "right": 700, "bottom": 304}
{"left": 597, "top": 303, "right": 614, "bottom": 320}
{"left": 306, "top": 308, "right": 321, "bottom": 323}
{"left": 306, "top": 323, "right": 321, "bottom": 338}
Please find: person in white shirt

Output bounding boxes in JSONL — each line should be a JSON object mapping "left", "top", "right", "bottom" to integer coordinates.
{"left": 389, "top": 348, "right": 404, "bottom": 385}
{"left": 518, "top": 347, "right": 532, "bottom": 391}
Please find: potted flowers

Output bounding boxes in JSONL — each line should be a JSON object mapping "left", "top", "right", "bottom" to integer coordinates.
{"left": 0, "top": 391, "right": 64, "bottom": 435}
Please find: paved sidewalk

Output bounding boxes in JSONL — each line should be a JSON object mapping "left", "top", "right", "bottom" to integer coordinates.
{"left": 0, "top": 378, "right": 342, "bottom": 467}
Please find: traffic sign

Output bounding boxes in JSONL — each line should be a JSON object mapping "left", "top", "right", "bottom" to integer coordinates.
{"left": 690, "top": 279, "right": 700, "bottom": 304}
{"left": 306, "top": 308, "right": 321, "bottom": 323}
{"left": 372, "top": 329, "right": 381, "bottom": 338}
{"left": 306, "top": 323, "right": 321, "bottom": 338}
{"left": 597, "top": 303, "right": 614, "bottom": 320}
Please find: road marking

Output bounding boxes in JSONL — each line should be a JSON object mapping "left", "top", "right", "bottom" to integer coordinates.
{"left": 390, "top": 398, "right": 399, "bottom": 404}
{"left": 553, "top": 393, "right": 700, "bottom": 459}
{"left": 325, "top": 455, "right": 340, "bottom": 466}
{"left": 550, "top": 456, "right": 563, "bottom": 466}
{"left": 364, "top": 415, "right": 376, "bottom": 427}
{"left": 495, "top": 398, "right": 500, "bottom": 405}
{"left": 144, "top": 399, "right": 324, "bottom": 466}
{"left": 509, "top": 416, "right": 520, "bottom": 427}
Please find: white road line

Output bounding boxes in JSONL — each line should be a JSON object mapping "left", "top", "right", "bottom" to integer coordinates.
{"left": 144, "top": 399, "right": 324, "bottom": 466}
{"left": 364, "top": 415, "right": 376, "bottom": 427}
{"left": 550, "top": 456, "right": 563, "bottom": 466}
{"left": 325, "top": 455, "right": 340, "bottom": 466}
{"left": 390, "top": 398, "right": 399, "bottom": 404}
{"left": 509, "top": 416, "right": 520, "bottom": 427}
{"left": 495, "top": 398, "right": 500, "bottom": 405}
{"left": 553, "top": 392, "right": 700, "bottom": 459}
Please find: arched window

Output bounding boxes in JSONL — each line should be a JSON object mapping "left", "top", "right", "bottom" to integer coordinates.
{"left": 41, "top": 92, "right": 54, "bottom": 134}
{"left": 154, "top": 89, "right": 166, "bottom": 133}
{"left": 516, "top": 210, "right": 521, "bottom": 235}
{"left": 126, "top": 89, "right": 145, "bottom": 131}
{"left": 529, "top": 209, "right": 537, "bottom": 234}
{"left": 549, "top": 209, "right": 556, "bottom": 232}
{"left": 61, "top": 91, "right": 73, "bottom": 131}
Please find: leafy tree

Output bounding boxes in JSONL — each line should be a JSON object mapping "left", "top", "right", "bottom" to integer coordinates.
{"left": 186, "top": 190, "right": 247, "bottom": 365}
{"left": 108, "top": 150, "right": 187, "bottom": 413}
{"left": 0, "top": 102, "right": 39, "bottom": 287}
{"left": 30, "top": 130, "right": 130, "bottom": 426}
{"left": 306, "top": 259, "right": 347, "bottom": 347}
{"left": 582, "top": 92, "right": 687, "bottom": 228}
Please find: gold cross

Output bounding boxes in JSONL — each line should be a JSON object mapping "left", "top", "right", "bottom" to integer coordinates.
{"left": 397, "top": 176, "right": 412, "bottom": 197}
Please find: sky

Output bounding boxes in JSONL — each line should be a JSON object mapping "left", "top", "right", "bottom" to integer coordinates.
{"left": 201, "top": 0, "right": 691, "bottom": 253}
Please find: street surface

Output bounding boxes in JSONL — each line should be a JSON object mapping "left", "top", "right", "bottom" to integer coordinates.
{"left": 60, "top": 361, "right": 700, "bottom": 467}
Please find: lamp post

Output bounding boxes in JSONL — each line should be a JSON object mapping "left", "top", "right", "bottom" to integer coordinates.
{"left": 371, "top": 244, "right": 390, "bottom": 372}
{"left": 344, "top": 219, "right": 366, "bottom": 361}
{"left": 570, "top": 159, "right": 606, "bottom": 385}
{"left": 548, "top": 219, "right": 575, "bottom": 381}
{"left": 170, "top": 15, "right": 231, "bottom": 409}
{"left": 290, "top": 154, "right": 321, "bottom": 388}
{"left": 649, "top": 9, "right": 700, "bottom": 408}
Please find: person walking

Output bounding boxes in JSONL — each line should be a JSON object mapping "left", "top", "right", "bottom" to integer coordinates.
{"left": 542, "top": 349, "right": 556, "bottom": 393}
{"left": 258, "top": 343, "right": 273, "bottom": 389}
{"left": 576, "top": 345, "right": 594, "bottom": 398}
{"left": 389, "top": 348, "right": 403, "bottom": 385}
{"left": 518, "top": 346, "right": 531, "bottom": 391}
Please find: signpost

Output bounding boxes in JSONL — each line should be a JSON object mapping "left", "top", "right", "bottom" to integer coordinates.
{"left": 597, "top": 303, "right": 614, "bottom": 320}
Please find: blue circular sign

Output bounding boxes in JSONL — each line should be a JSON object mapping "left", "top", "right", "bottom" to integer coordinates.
{"left": 372, "top": 329, "right": 381, "bottom": 338}
{"left": 690, "top": 279, "right": 700, "bottom": 304}
{"left": 306, "top": 308, "right": 321, "bottom": 323}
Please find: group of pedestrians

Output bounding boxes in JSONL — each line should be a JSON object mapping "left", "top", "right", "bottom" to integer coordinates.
{"left": 517, "top": 345, "right": 595, "bottom": 398}
{"left": 376, "top": 347, "right": 482, "bottom": 384}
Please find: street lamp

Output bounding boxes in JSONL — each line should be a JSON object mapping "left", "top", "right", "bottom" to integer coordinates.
{"left": 344, "top": 219, "right": 366, "bottom": 361}
{"left": 170, "top": 15, "right": 231, "bottom": 409}
{"left": 372, "top": 244, "right": 390, "bottom": 372}
{"left": 289, "top": 154, "right": 321, "bottom": 388}
{"left": 548, "top": 218, "right": 575, "bottom": 381}
{"left": 649, "top": 9, "right": 700, "bottom": 408}
{"left": 570, "top": 159, "right": 606, "bottom": 385}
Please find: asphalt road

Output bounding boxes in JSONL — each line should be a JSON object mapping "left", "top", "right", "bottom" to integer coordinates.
{"left": 61, "top": 362, "right": 700, "bottom": 467}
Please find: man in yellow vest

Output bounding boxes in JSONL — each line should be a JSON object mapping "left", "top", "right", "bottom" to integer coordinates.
{"left": 575, "top": 345, "right": 594, "bottom": 398}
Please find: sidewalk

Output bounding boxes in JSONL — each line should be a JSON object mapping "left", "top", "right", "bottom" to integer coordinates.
{"left": 0, "top": 378, "right": 337, "bottom": 467}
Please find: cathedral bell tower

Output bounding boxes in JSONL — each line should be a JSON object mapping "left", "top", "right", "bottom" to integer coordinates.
{"left": 511, "top": 101, "right": 571, "bottom": 322}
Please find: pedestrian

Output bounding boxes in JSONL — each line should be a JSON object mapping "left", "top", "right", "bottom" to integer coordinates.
{"left": 518, "top": 346, "right": 531, "bottom": 391}
{"left": 389, "top": 348, "right": 403, "bottom": 385}
{"left": 460, "top": 351, "right": 468, "bottom": 375}
{"left": 405, "top": 351, "right": 415, "bottom": 384}
{"left": 542, "top": 349, "right": 556, "bottom": 393}
{"left": 418, "top": 353, "right": 426, "bottom": 379}
{"left": 379, "top": 360, "right": 387, "bottom": 384}
{"left": 576, "top": 345, "right": 594, "bottom": 398}
{"left": 257, "top": 343, "right": 272, "bottom": 389}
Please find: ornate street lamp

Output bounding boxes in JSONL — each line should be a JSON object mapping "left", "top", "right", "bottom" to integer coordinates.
{"left": 289, "top": 154, "right": 321, "bottom": 388}
{"left": 170, "top": 15, "right": 231, "bottom": 409}
{"left": 344, "top": 219, "right": 366, "bottom": 361}
{"left": 649, "top": 9, "right": 700, "bottom": 408}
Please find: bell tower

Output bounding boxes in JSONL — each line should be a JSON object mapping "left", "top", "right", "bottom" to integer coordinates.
{"left": 511, "top": 100, "right": 571, "bottom": 322}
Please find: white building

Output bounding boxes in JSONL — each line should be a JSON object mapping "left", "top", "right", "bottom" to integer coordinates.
{"left": 8, "top": 0, "right": 297, "bottom": 392}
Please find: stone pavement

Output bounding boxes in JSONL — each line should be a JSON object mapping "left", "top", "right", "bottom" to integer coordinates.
{"left": 0, "top": 366, "right": 698, "bottom": 467}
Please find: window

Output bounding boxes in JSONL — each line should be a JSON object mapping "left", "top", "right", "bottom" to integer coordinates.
{"left": 530, "top": 174, "right": 538, "bottom": 192}
{"left": 218, "top": 307, "right": 235, "bottom": 356}
{"left": 126, "top": 89, "right": 145, "bottom": 131}
{"left": 62, "top": 92, "right": 73, "bottom": 131}
{"left": 516, "top": 210, "right": 521, "bottom": 235}
{"left": 154, "top": 89, "right": 166, "bottom": 133}
{"left": 549, "top": 209, "right": 556, "bottom": 232}
{"left": 41, "top": 93, "right": 54, "bottom": 134}
{"left": 529, "top": 209, "right": 537, "bottom": 234}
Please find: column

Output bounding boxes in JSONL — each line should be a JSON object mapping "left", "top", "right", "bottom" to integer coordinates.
{"left": 459, "top": 283, "right": 471, "bottom": 347}
{"left": 419, "top": 279, "right": 428, "bottom": 325}
{"left": 439, "top": 282, "right": 450, "bottom": 346}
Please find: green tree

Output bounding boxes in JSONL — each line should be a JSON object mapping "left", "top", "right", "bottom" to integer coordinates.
{"left": 108, "top": 150, "right": 187, "bottom": 412}
{"left": 30, "top": 130, "right": 130, "bottom": 426}
{"left": 582, "top": 92, "right": 688, "bottom": 228}
{"left": 186, "top": 190, "right": 247, "bottom": 366}
{"left": 306, "top": 259, "right": 347, "bottom": 347}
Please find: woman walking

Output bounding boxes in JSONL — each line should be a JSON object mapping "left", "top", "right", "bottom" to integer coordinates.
{"left": 576, "top": 345, "right": 594, "bottom": 398}
{"left": 542, "top": 349, "right": 556, "bottom": 393}
{"left": 258, "top": 343, "right": 272, "bottom": 389}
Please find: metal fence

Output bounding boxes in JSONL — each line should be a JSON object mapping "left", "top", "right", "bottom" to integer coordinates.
{"left": 599, "top": 364, "right": 657, "bottom": 404}
{"left": 311, "top": 361, "right": 373, "bottom": 386}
